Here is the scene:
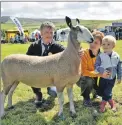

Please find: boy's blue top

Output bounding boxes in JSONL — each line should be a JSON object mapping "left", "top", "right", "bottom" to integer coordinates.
{"left": 95, "top": 51, "right": 121, "bottom": 80}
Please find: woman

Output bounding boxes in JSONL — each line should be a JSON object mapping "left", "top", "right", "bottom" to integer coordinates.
{"left": 77, "top": 31, "right": 110, "bottom": 107}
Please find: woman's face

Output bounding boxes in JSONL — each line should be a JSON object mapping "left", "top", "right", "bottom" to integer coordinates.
{"left": 90, "top": 38, "right": 101, "bottom": 51}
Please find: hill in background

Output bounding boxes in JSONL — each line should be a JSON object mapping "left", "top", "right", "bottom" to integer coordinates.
{"left": 1, "top": 16, "right": 122, "bottom": 32}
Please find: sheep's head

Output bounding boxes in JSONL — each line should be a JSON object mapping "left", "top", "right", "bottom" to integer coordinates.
{"left": 65, "top": 16, "right": 94, "bottom": 43}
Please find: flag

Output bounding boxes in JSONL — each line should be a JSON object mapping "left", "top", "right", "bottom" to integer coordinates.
{"left": 10, "top": 16, "right": 24, "bottom": 36}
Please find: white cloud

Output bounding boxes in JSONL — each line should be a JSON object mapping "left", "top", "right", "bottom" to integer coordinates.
{"left": 1, "top": 2, "right": 122, "bottom": 20}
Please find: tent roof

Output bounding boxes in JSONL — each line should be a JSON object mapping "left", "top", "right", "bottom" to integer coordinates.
{"left": 5, "top": 29, "right": 28, "bottom": 32}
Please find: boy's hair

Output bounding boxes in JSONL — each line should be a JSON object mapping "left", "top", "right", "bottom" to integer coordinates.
{"left": 92, "top": 31, "right": 104, "bottom": 44}
{"left": 40, "top": 21, "right": 55, "bottom": 31}
{"left": 102, "top": 35, "right": 116, "bottom": 45}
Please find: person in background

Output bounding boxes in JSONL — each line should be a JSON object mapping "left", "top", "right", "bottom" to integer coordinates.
{"left": 24, "top": 35, "right": 28, "bottom": 43}
{"left": 20, "top": 33, "right": 24, "bottom": 44}
{"left": 35, "top": 32, "right": 39, "bottom": 41}
{"left": 14, "top": 34, "right": 18, "bottom": 43}
{"left": 15, "top": 34, "right": 19, "bottom": 43}
{"left": 95, "top": 35, "right": 121, "bottom": 112}
{"left": 53, "top": 31, "right": 57, "bottom": 41}
{"left": 10, "top": 36, "right": 14, "bottom": 43}
{"left": 32, "top": 33, "right": 35, "bottom": 42}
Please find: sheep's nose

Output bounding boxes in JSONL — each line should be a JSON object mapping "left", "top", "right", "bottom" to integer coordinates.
{"left": 90, "top": 38, "right": 94, "bottom": 43}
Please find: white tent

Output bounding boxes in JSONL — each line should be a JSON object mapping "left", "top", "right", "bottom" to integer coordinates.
{"left": 30, "top": 29, "right": 40, "bottom": 39}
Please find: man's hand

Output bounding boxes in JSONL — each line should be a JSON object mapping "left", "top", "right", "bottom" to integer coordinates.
{"left": 117, "top": 79, "right": 121, "bottom": 84}
{"left": 100, "top": 71, "right": 111, "bottom": 78}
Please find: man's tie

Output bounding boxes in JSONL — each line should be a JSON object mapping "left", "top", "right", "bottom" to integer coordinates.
{"left": 42, "top": 43, "right": 50, "bottom": 56}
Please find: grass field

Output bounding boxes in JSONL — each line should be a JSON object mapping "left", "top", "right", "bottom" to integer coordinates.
{"left": 1, "top": 19, "right": 120, "bottom": 31}
{"left": 1, "top": 41, "right": 122, "bottom": 125}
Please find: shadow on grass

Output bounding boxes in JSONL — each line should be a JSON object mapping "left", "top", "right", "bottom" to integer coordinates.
{"left": 2, "top": 96, "right": 56, "bottom": 125}
{"left": 5, "top": 96, "right": 56, "bottom": 113}
{"left": 2, "top": 98, "right": 121, "bottom": 125}
{"left": 51, "top": 100, "right": 100, "bottom": 123}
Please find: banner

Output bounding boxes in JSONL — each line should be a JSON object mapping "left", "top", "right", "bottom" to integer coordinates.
{"left": 10, "top": 16, "right": 24, "bottom": 36}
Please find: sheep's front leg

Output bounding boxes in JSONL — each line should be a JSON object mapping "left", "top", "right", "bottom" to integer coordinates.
{"left": 57, "top": 92, "right": 64, "bottom": 117}
{"left": 67, "top": 87, "right": 76, "bottom": 117}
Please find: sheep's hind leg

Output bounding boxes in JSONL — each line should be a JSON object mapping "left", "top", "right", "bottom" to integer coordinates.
{"left": 7, "top": 81, "right": 19, "bottom": 109}
{"left": 67, "top": 86, "right": 76, "bottom": 118}
{"left": 0, "top": 91, "right": 6, "bottom": 118}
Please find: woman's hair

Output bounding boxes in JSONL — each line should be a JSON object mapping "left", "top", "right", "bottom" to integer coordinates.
{"left": 92, "top": 31, "right": 104, "bottom": 44}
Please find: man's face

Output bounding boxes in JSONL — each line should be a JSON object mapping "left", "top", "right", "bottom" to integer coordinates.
{"left": 102, "top": 40, "right": 115, "bottom": 53}
{"left": 41, "top": 27, "right": 54, "bottom": 44}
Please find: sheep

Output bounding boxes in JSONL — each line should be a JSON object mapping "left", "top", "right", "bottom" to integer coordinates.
{"left": 0, "top": 16, "right": 94, "bottom": 118}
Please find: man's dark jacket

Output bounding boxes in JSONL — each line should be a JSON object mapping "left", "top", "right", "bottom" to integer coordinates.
{"left": 26, "top": 39, "right": 65, "bottom": 56}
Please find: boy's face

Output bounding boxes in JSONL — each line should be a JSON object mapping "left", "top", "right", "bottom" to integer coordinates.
{"left": 41, "top": 27, "right": 54, "bottom": 44}
{"left": 102, "top": 40, "right": 115, "bottom": 53}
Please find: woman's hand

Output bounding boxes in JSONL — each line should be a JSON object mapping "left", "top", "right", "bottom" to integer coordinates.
{"left": 78, "top": 48, "right": 85, "bottom": 58}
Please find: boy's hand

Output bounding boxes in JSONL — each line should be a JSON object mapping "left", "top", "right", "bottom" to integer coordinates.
{"left": 117, "top": 79, "right": 121, "bottom": 84}
{"left": 100, "top": 71, "right": 111, "bottom": 78}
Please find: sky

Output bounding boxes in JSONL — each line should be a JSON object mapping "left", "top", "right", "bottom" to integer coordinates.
{"left": 1, "top": 2, "right": 122, "bottom": 20}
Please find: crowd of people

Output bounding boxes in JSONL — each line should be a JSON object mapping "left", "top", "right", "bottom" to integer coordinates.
{"left": 1, "top": 31, "right": 42, "bottom": 44}
{"left": 103, "top": 28, "right": 122, "bottom": 40}
{"left": 9, "top": 33, "right": 29, "bottom": 44}
{"left": 115, "top": 28, "right": 122, "bottom": 40}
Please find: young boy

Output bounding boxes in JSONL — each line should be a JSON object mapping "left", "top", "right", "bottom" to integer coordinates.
{"left": 95, "top": 35, "right": 121, "bottom": 112}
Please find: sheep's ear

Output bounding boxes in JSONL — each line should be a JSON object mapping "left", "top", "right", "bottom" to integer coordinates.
{"left": 76, "top": 18, "right": 80, "bottom": 25}
{"left": 65, "top": 16, "right": 72, "bottom": 28}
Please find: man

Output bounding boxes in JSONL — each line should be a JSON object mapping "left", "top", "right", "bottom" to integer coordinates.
{"left": 26, "top": 21, "right": 65, "bottom": 107}
{"left": 31, "top": 33, "right": 35, "bottom": 42}
{"left": 20, "top": 33, "right": 24, "bottom": 44}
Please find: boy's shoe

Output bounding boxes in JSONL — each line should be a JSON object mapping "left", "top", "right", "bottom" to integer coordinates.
{"left": 108, "top": 99, "right": 116, "bottom": 112}
{"left": 83, "top": 99, "right": 92, "bottom": 107}
{"left": 34, "top": 99, "right": 50, "bottom": 108}
{"left": 99, "top": 101, "right": 107, "bottom": 113}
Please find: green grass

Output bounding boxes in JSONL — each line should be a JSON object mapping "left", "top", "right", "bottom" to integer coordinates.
{"left": 1, "top": 41, "right": 122, "bottom": 125}
{"left": 2, "top": 19, "right": 121, "bottom": 31}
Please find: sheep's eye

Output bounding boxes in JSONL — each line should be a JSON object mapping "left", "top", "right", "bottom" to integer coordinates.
{"left": 108, "top": 44, "right": 110, "bottom": 46}
{"left": 76, "top": 26, "right": 83, "bottom": 33}
{"left": 79, "top": 28, "right": 83, "bottom": 33}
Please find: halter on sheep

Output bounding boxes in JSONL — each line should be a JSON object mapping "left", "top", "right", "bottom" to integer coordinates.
{"left": 0, "top": 16, "right": 93, "bottom": 119}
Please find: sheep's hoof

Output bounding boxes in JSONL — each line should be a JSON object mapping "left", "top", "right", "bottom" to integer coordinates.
{"left": 58, "top": 113, "right": 65, "bottom": 120}
{"left": 70, "top": 111, "right": 77, "bottom": 118}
